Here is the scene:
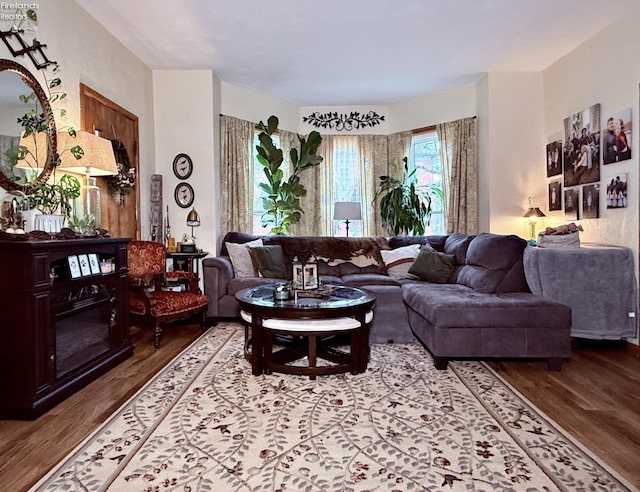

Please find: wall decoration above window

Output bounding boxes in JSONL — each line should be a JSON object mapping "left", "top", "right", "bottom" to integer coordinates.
{"left": 302, "top": 111, "right": 385, "bottom": 131}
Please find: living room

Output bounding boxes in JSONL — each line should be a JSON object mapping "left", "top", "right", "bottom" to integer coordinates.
{"left": 1, "top": 1, "right": 636, "bottom": 272}
{"left": 1, "top": 1, "right": 639, "bottom": 490}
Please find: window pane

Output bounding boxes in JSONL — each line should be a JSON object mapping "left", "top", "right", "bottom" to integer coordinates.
{"left": 410, "top": 131, "right": 445, "bottom": 235}
{"left": 332, "top": 137, "right": 362, "bottom": 236}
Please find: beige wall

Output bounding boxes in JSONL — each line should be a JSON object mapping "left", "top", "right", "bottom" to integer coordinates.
{"left": 152, "top": 70, "right": 218, "bottom": 259}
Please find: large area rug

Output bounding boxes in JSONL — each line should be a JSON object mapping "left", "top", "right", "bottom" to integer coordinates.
{"left": 33, "top": 323, "right": 634, "bottom": 491}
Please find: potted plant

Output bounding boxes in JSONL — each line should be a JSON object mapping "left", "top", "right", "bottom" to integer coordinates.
{"left": 373, "top": 157, "right": 443, "bottom": 235}
{"left": 26, "top": 173, "right": 81, "bottom": 230}
{"left": 256, "top": 115, "right": 323, "bottom": 234}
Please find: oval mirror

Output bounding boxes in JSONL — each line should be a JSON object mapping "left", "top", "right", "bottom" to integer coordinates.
{"left": 0, "top": 59, "right": 56, "bottom": 192}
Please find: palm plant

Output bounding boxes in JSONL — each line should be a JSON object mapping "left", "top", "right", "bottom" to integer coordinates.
{"left": 373, "top": 157, "right": 443, "bottom": 236}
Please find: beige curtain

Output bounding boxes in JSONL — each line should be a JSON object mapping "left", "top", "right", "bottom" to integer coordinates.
{"left": 286, "top": 130, "right": 328, "bottom": 236}
{"left": 359, "top": 135, "right": 389, "bottom": 236}
{"left": 369, "top": 131, "right": 412, "bottom": 236}
{"left": 219, "top": 115, "right": 254, "bottom": 234}
{"left": 437, "top": 117, "right": 478, "bottom": 234}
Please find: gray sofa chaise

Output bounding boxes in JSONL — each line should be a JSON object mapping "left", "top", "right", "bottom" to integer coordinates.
{"left": 203, "top": 231, "right": 572, "bottom": 369}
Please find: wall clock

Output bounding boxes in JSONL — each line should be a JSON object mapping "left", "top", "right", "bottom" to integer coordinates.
{"left": 174, "top": 183, "right": 195, "bottom": 208}
{"left": 172, "top": 153, "right": 193, "bottom": 179}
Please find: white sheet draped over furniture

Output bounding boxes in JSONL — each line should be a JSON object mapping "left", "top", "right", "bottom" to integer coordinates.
{"left": 524, "top": 243, "right": 638, "bottom": 340}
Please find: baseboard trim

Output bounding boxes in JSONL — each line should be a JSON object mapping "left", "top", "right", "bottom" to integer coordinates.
{"left": 624, "top": 340, "right": 640, "bottom": 356}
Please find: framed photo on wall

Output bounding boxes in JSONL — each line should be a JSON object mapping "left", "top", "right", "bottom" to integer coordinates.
{"left": 603, "top": 108, "right": 632, "bottom": 164}
{"left": 606, "top": 173, "right": 628, "bottom": 209}
{"left": 546, "top": 140, "right": 563, "bottom": 177}
{"left": 582, "top": 183, "right": 600, "bottom": 219}
{"left": 564, "top": 188, "right": 579, "bottom": 220}
{"left": 548, "top": 181, "right": 562, "bottom": 211}
{"left": 563, "top": 103, "right": 601, "bottom": 187}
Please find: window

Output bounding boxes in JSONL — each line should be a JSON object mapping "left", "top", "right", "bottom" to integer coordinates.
{"left": 251, "top": 130, "right": 445, "bottom": 236}
{"left": 331, "top": 136, "right": 362, "bottom": 237}
{"left": 409, "top": 131, "right": 445, "bottom": 235}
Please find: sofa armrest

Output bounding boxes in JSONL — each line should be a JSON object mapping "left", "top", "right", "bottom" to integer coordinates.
{"left": 203, "top": 256, "right": 234, "bottom": 298}
{"left": 202, "top": 256, "right": 235, "bottom": 319}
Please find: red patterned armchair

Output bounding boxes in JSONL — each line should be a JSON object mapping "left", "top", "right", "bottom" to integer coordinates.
{"left": 127, "top": 241, "right": 208, "bottom": 347}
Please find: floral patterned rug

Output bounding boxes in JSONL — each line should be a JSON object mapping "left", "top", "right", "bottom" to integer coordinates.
{"left": 32, "top": 323, "right": 634, "bottom": 491}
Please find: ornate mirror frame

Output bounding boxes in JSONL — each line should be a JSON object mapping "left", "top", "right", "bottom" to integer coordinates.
{"left": 0, "top": 58, "right": 56, "bottom": 191}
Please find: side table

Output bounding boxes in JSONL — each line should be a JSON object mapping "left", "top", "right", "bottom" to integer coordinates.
{"left": 524, "top": 243, "right": 638, "bottom": 340}
{"left": 166, "top": 250, "right": 208, "bottom": 276}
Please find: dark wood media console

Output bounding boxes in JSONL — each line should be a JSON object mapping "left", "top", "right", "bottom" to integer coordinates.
{"left": 0, "top": 237, "right": 132, "bottom": 419}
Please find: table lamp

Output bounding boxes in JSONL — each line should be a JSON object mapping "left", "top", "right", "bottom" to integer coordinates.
{"left": 333, "top": 201, "right": 361, "bottom": 237}
{"left": 57, "top": 131, "right": 117, "bottom": 234}
{"left": 523, "top": 197, "right": 546, "bottom": 240}
{"left": 186, "top": 207, "right": 200, "bottom": 241}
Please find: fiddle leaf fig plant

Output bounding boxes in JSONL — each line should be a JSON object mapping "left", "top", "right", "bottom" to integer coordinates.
{"left": 256, "top": 115, "right": 323, "bottom": 235}
{"left": 373, "top": 157, "right": 443, "bottom": 236}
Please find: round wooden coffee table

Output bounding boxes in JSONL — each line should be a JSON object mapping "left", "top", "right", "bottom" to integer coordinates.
{"left": 236, "top": 285, "right": 375, "bottom": 379}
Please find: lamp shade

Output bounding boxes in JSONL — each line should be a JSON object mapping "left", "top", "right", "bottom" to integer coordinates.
{"left": 333, "top": 201, "right": 362, "bottom": 220}
{"left": 186, "top": 208, "right": 200, "bottom": 226}
{"left": 523, "top": 207, "right": 546, "bottom": 218}
{"left": 56, "top": 131, "right": 117, "bottom": 176}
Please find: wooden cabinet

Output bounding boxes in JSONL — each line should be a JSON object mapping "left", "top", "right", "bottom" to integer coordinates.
{"left": 0, "top": 237, "right": 133, "bottom": 419}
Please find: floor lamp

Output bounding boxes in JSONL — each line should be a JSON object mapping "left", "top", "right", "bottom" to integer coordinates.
{"left": 333, "top": 201, "right": 362, "bottom": 237}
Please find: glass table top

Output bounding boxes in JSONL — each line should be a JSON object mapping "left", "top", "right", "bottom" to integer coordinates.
{"left": 236, "top": 284, "right": 375, "bottom": 311}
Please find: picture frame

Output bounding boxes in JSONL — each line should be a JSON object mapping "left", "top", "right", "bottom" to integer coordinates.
{"left": 68, "top": 255, "right": 81, "bottom": 279}
{"left": 78, "top": 254, "right": 92, "bottom": 276}
{"left": 292, "top": 264, "right": 304, "bottom": 290}
{"left": 606, "top": 173, "right": 628, "bottom": 209}
{"left": 546, "top": 140, "right": 563, "bottom": 177}
{"left": 303, "top": 264, "right": 319, "bottom": 290}
{"left": 563, "top": 103, "right": 601, "bottom": 187}
{"left": 88, "top": 253, "right": 101, "bottom": 275}
{"left": 581, "top": 183, "right": 600, "bottom": 219}
{"left": 564, "top": 188, "right": 579, "bottom": 220}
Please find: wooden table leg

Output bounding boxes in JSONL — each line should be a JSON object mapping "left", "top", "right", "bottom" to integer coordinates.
{"left": 308, "top": 335, "right": 317, "bottom": 380}
{"left": 251, "top": 315, "right": 264, "bottom": 376}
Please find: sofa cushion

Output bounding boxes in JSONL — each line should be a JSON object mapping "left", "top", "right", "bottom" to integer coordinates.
{"left": 250, "top": 245, "right": 288, "bottom": 278}
{"left": 408, "top": 244, "right": 457, "bottom": 283}
{"left": 402, "top": 282, "right": 571, "bottom": 329}
{"left": 387, "top": 235, "right": 447, "bottom": 252}
{"left": 226, "top": 238, "right": 263, "bottom": 278}
{"left": 443, "top": 233, "right": 474, "bottom": 264}
{"left": 342, "top": 273, "right": 401, "bottom": 287}
{"left": 380, "top": 244, "right": 420, "bottom": 279}
{"left": 455, "top": 233, "right": 529, "bottom": 293}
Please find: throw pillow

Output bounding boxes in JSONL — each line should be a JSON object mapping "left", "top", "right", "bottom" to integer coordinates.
{"left": 408, "top": 243, "right": 457, "bottom": 283}
{"left": 250, "top": 245, "right": 288, "bottom": 279}
{"left": 380, "top": 244, "right": 421, "bottom": 279}
{"left": 226, "top": 238, "right": 263, "bottom": 278}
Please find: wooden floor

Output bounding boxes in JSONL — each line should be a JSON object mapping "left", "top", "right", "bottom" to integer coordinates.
{"left": 1, "top": 329, "right": 639, "bottom": 491}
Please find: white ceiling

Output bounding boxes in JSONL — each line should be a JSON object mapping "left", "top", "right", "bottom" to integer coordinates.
{"left": 75, "top": 0, "right": 630, "bottom": 106}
